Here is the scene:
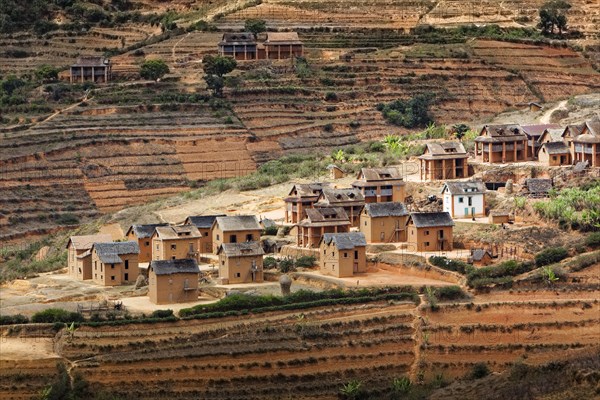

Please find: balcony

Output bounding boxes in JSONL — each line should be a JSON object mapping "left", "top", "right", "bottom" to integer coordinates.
{"left": 380, "top": 189, "right": 393, "bottom": 196}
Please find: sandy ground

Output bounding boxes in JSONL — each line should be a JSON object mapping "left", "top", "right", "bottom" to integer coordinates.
{"left": 300, "top": 268, "right": 454, "bottom": 288}
{"left": 0, "top": 338, "right": 59, "bottom": 361}
{"left": 99, "top": 223, "right": 125, "bottom": 240}
{"left": 119, "top": 295, "right": 219, "bottom": 313}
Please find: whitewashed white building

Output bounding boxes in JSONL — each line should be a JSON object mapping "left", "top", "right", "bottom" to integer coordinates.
{"left": 442, "top": 181, "right": 486, "bottom": 219}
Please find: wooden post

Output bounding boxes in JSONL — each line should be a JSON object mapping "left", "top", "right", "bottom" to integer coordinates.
{"left": 502, "top": 142, "right": 506, "bottom": 163}
{"left": 593, "top": 144, "right": 597, "bottom": 167}
{"left": 442, "top": 159, "right": 446, "bottom": 179}
{"left": 488, "top": 143, "right": 492, "bottom": 163}
{"left": 513, "top": 141, "right": 517, "bottom": 162}
{"left": 81, "top": 67, "right": 84, "bottom": 83}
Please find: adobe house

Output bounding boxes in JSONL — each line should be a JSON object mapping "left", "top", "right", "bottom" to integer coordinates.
{"left": 148, "top": 259, "right": 199, "bottom": 305}
{"left": 70, "top": 56, "right": 112, "bottom": 83}
{"left": 212, "top": 215, "right": 262, "bottom": 253}
{"left": 261, "top": 32, "right": 304, "bottom": 60}
{"left": 468, "top": 249, "right": 494, "bottom": 266}
{"left": 528, "top": 102, "right": 543, "bottom": 112}
{"left": 406, "top": 212, "right": 454, "bottom": 252}
{"left": 217, "top": 242, "right": 264, "bottom": 284}
{"left": 489, "top": 211, "right": 511, "bottom": 224}
{"left": 571, "top": 116, "right": 600, "bottom": 167}
{"left": 520, "top": 124, "right": 561, "bottom": 159}
{"left": 561, "top": 123, "right": 585, "bottom": 150}
{"left": 360, "top": 202, "right": 409, "bottom": 243}
{"left": 537, "top": 128, "right": 570, "bottom": 166}
{"left": 351, "top": 167, "right": 406, "bottom": 203}
{"left": 66, "top": 234, "right": 112, "bottom": 280}
{"left": 319, "top": 232, "right": 367, "bottom": 278}
{"left": 441, "top": 181, "right": 486, "bottom": 219}
{"left": 327, "top": 164, "right": 344, "bottom": 179}
{"left": 152, "top": 225, "right": 202, "bottom": 261}
{"left": 218, "top": 32, "right": 258, "bottom": 60}
{"left": 474, "top": 124, "right": 529, "bottom": 163}
{"left": 184, "top": 215, "right": 226, "bottom": 254}
{"left": 91, "top": 241, "right": 140, "bottom": 286}
{"left": 314, "top": 188, "right": 365, "bottom": 228}
{"left": 525, "top": 178, "right": 553, "bottom": 198}
{"left": 418, "top": 141, "right": 469, "bottom": 181}
{"left": 284, "top": 183, "right": 331, "bottom": 224}
{"left": 297, "top": 207, "right": 351, "bottom": 248}
{"left": 126, "top": 224, "right": 169, "bottom": 263}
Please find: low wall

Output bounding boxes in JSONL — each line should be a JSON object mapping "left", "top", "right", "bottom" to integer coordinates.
{"left": 279, "top": 245, "right": 320, "bottom": 259}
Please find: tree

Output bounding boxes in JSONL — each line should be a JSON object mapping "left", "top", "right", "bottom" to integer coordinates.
{"left": 202, "top": 55, "right": 236, "bottom": 97}
{"left": 453, "top": 123, "right": 470, "bottom": 140}
{"left": 140, "top": 59, "right": 169, "bottom": 81}
{"left": 35, "top": 64, "right": 59, "bottom": 82}
{"left": 538, "top": 1, "right": 571, "bottom": 35}
{"left": 244, "top": 19, "right": 266, "bottom": 35}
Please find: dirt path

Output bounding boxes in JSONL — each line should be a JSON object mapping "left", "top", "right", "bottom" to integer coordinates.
{"left": 409, "top": 295, "right": 425, "bottom": 382}
{"left": 540, "top": 100, "right": 568, "bottom": 124}
{"left": 172, "top": 32, "right": 190, "bottom": 65}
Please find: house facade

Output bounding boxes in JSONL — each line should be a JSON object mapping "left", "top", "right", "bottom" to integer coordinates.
{"left": 351, "top": 167, "right": 406, "bottom": 203}
{"left": 297, "top": 207, "right": 351, "bottom": 248}
{"left": 360, "top": 202, "right": 408, "bottom": 243}
{"left": 217, "top": 242, "right": 264, "bottom": 284}
{"left": 148, "top": 259, "right": 199, "bottom": 305}
{"left": 538, "top": 128, "right": 571, "bottom": 166}
{"left": 262, "top": 32, "right": 304, "bottom": 59}
{"left": 314, "top": 188, "right": 365, "bottom": 228}
{"left": 152, "top": 225, "right": 202, "bottom": 261}
{"left": 520, "top": 124, "right": 561, "bottom": 159}
{"left": 70, "top": 56, "right": 111, "bottom": 83}
{"left": 418, "top": 142, "right": 469, "bottom": 181}
{"left": 66, "top": 234, "right": 112, "bottom": 280}
{"left": 571, "top": 117, "right": 600, "bottom": 167}
{"left": 327, "top": 164, "right": 344, "bottom": 179}
{"left": 319, "top": 232, "right": 367, "bottom": 278}
{"left": 475, "top": 124, "right": 529, "bottom": 163}
{"left": 218, "top": 32, "right": 303, "bottom": 61}
{"left": 184, "top": 215, "right": 225, "bottom": 254}
{"left": 91, "top": 242, "right": 140, "bottom": 286}
{"left": 441, "top": 181, "right": 486, "bottom": 218}
{"left": 407, "top": 212, "right": 454, "bottom": 252}
{"left": 211, "top": 215, "right": 262, "bottom": 253}
{"left": 284, "top": 183, "right": 330, "bottom": 224}
{"left": 126, "top": 224, "right": 168, "bottom": 263}
{"left": 218, "top": 32, "right": 258, "bottom": 60}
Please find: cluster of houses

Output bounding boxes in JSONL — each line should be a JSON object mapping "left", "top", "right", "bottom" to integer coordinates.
{"left": 218, "top": 31, "right": 303, "bottom": 61}
{"left": 475, "top": 117, "right": 600, "bottom": 167}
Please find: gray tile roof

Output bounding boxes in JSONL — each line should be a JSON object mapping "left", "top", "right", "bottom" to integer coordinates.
{"left": 185, "top": 215, "right": 225, "bottom": 229}
{"left": 471, "top": 249, "right": 492, "bottom": 261}
{"left": 409, "top": 212, "right": 454, "bottom": 228}
{"left": 364, "top": 202, "right": 408, "bottom": 217}
{"left": 477, "top": 124, "right": 526, "bottom": 142}
{"left": 442, "top": 181, "right": 486, "bottom": 196}
{"left": 303, "top": 207, "right": 349, "bottom": 224}
{"left": 520, "top": 124, "right": 561, "bottom": 138}
{"left": 541, "top": 141, "right": 569, "bottom": 155}
{"left": 217, "top": 241, "right": 265, "bottom": 257}
{"left": 127, "top": 224, "right": 169, "bottom": 239}
{"left": 421, "top": 141, "right": 466, "bottom": 157}
{"left": 154, "top": 225, "right": 202, "bottom": 239}
{"left": 150, "top": 259, "right": 199, "bottom": 275}
{"left": 219, "top": 32, "right": 256, "bottom": 45}
{"left": 215, "top": 215, "right": 261, "bottom": 232}
{"left": 286, "top": 183, "right": 330, "bottom": 198}
{"left": 538, "top": 128, "right": 564, "bottom": 143}
{"left": 525, "top": 178, "right": 553, "bottom": 194}
{"left": 72, "top": 56, "right": 110, "bottom": 67}
{"left": 358, "top": 167, "right": 402, "bottom": 181}
{"left": 93, "top": 241, "right": 139, "bottom": 264}
{"left": 321, "top": 232, "right": 367, "bottom": 250}
{"left": 317, "top": 188, "right": 365, "bottom": 205}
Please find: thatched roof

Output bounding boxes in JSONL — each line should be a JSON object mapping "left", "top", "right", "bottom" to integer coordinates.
{"left": 363, "top": 202, "right": 408, "bottom": 217}
{"left": 321, "top": 232, "right": 366, "bottom": 250}
{"left": 214, "top": 216, "right": 261, "bottom": 232}
{"left": 66, "top": 234, "right": 112, "bottom": 250}
{"left": 409, "top": 212, "right": 454, "bottom": 228}
{"left": 150, "top": 259, "right": 199, "bottom": 275}
{"left": 442, "top": 181, "right": 486, "bottom": 196}
{"left": 126, "top": 224, "right": 168, "bottom": 239}
{"left": 93, "top": 241, "right": 139, "bottom": 264}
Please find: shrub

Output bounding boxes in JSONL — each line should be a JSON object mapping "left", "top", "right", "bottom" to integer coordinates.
{"left": 323, "top": 123, "right": 334, "bottom": 132}
{"left": 151, "top": 309, "right": 174, "bottom": 318}
{"left": 0, "top": 314, "right": 29, "bottom": 325}
{"left": 368, "top": 141, "right": 385, "bottom": 152}
{"left": 534, "top": 247, "right": 568, "bottom": 267}
{"left": 324, "top": 91, "right": 338, "bottom": 101}
{"left": 31, "top": 308, "right": 84, "bottom": 323}
{"left": 263, "top": 226, "right": 279, "bottom": 236}
{"left": 263, "top": 256, "right": 277, "bottom": 269}
{"left": 429, "top": 256, "right": 473, "bottom": 274}
{"left": 469, "top": 362, "right": 490, "bottom": 379}
{"left": 140, "top": 59, "right": 170, "bottom": 81}
{"left": 435, "top": 286, "right": 466, "bottom": 300}
{"left": 467, "top": 260, "right": 535, "bottom": 289}
{"left": 378, "top": 93, "right": 435, "bottom": 129}
{"left": 295, "top": 256, "right": 316, "bottom": 268}
{"left": 349, "top": 120, "right": 361, "bottom": 129}
{"left": 278, "top": 258, "right": 295, "bottom": 273}
{"left": 585, "top": 232, "right": 600, "bottom": 248}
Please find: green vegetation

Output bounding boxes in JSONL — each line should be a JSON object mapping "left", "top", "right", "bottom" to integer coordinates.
{"left": 340, "top": 379, "right": 363, "bottom": 400}
{"left": 0, "top": 236, "right": 68, "bottom": 283}
{"left": 202, "top": 55, "right": 237, "bottom": 97}
{"left": 377, "top": 94, "right": 435, "bottom": 129}
{"left": 429, "top": 256, "right": 474, "bottom": 275}
{"left": 0, "top": 314, "right": 29, "bottom": 325}
{"left": 533, "top": 182, "right": 600, "bottom": 231}
{"left": 469, "top": 362, "right": 490, "bottom": 379}
{"left": 539, "top": 1, "right": 571, "bottom": 35}
{"left": 467, "top": 260, "right": 536, "bottom": 289}
{"left": 180, "top": 287, "right": 420, "bottom": 318}
{"left": 140, "top": 59, "right": 170, "bottom": 81}
{"left": 585, "top": 232, "right": 600, "bottom": 248}
{"left": 35, "top": 65, "right": 60, "bottom": 82}
{"left": 535, "top": 247, "right": 569, "bottom": 267}
{"left": 31, "top": 308, "right": 84, "bottom": 324}
{"left": 244, "top": 19, "right": 266, "bottom": 35}
{"left": 263, "top": 256, "right": 278, "bottom": 269}
{"left": 434, "top": 286, "right": 467, "bottom": 301}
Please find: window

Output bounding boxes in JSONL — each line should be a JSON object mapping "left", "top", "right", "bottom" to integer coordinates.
{"left": 246, "top": 234, "right": 253, "bottom": 241}
{"left": 222, "top": 260, "right": 225, "bottom": 265}
{"left": 125, "top": 260, "right": 129, "bottom": 270}
{"left": 172, "top": 256, "right": 176, "bottom": 260}
{"left": 425, "top": 242, "right": 430, "bottom": 246}
{"left": 111, "top": 276, "right": 115, "bottom": 281}
{"left": 100, "top": 265, "right": 103, "bottom": 272}
{"left": 354, "top": 250, "right": 358, "bottom": 259}
{"left": 156, "top": 243, "right": 159, "bottom": 250}
{"left": 216, "top": 234, "right": 220, "bottom": 240}
{"left": 344, "top": 252, "right": 348, "bottom": 258}
{"left": 458, "top": 197, "right": 464, "bottom": 203}
{"left": 171, "top": 244, "right": 176, "bottom": 250}
{"left": 323, "top": 249, "right": 326, "bottom": 255}
{"left": 425, "top": 230, "right": 429, "bottom": 235}
{"left": 230, "top": 234, "right": 237, "bottom": 243}
{"left": 468, "top": 197, "right": 472, "bottom": 206}
{"left": 439, "top": 229, "right": 444, "bottom": 238}
{"left": 236, "top": 272, "right": 241, "bottom": 278}
{"left": 124, "top": 273, "right": 129, "bottom": 281}
{"left": 380, "top": 221, "right": 384, "bottom": 226}
{"left": 111, "top": 264, "right": 115, "bottom": 269}
{"left": 145, "top": 241, "right": 150, "bottom": 246}
{"left": 364, "top": 221, "right": 367, "bottom": 226}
